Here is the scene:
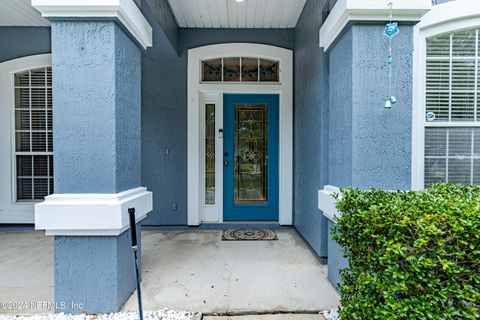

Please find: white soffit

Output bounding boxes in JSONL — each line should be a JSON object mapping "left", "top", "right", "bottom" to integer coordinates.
{"left": 0, "top": 0, "right": 49, "bottom": 26}
{"left": 31, "top": 0, "right": 152, "bottom": 49}
{"left": 167, "top": 0, "right": 307, "bottom": 28}
{"left": 319, "top": 0, "right": 432, "bottom": 51}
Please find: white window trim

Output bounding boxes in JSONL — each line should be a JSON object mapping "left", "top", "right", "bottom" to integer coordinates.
{"left": 188, "top": 43, "right": 293, "bottom": 226}
{"left": 0, "top": 54, "right": 52, "bottom": 223}
{"left": 412, "top": 0, "right": 480, "bottom": 190}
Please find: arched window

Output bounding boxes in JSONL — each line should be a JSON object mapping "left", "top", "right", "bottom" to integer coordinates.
{"left": 201, "top": 57, "right": 279, "bottom": 82}
{"left": 412, "top": 0, "right": 480, "bottom": 189}
{"left": 14, "top": 66, "right": 53, "bottom": 201}
{"left": 423, "top": 28, "right": 480, "bottom": 186}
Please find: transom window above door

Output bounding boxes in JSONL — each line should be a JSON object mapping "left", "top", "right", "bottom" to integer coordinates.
{"left": 201, "top": 57, "right": 279, "bottom": 83}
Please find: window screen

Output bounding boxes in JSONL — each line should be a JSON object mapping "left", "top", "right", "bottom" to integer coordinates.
{"left": 14, "top": 67, "right": 53, "bottom": 201}
{"left": 425, "top": 29, "right": 480, "bottom": 186}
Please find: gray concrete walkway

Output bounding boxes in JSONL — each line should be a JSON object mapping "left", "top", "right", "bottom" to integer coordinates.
{"left": 0, "top": 231, "right": 54, "bottom": 314}
{"left": 122, "top": 229, "right": 339, "bottom": 315}
{"left": 0, "top": 229, "right": 339, "bottom": 316}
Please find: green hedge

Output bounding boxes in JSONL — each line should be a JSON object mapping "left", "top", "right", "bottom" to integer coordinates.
{"left": 332, "top": 184, "right": 480, "bottom": 319}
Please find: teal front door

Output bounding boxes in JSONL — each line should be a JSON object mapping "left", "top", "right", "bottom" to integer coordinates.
{"left": 223, "top": 94, "right": 279, "bottom": 221}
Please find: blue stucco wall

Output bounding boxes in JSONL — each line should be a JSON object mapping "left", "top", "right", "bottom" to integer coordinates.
{"left": 326, "top": 23, "right": 414, "bottom": 288}
{"left": 142, "top": 0, "right": 178, "bottom": 52}
{"left": 140, "top": 2, "right": 186, "bottom": 225}
{"left": 114, "top": 24, "right": 142, "bottom": 192}
{"left": 0, "top": 27, "right": 50, "bottom": 63}
{"left": 54, "top": 224, "right": 141, "bottom": 313}
{"left": 140, "top": 0, "right": 295, "bottom": 225}
{"left": 52, "top": 22, "right": 141, "bottom": 194}
{"left": 351, "top": 25, "right": 413, "bottom": 190}
{"left": 327, "top": 220, "right": 348, "bottom": 289}
{"left": 178, "top": 28, "right": 294, "bottom": 52}
{"left": 328, "top": 29, "right": 353, "bottom": 187}
{"left": 328, "top": 24, "right": 413, "bottom": 190}
{"left": 51, "top": 20, "right": 142, "bottom": 313}
{"left": 293, "top": 0, "right": 330, "bottom": 258}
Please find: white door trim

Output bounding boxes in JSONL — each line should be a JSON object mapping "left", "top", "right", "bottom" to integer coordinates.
{"left": 0, "top": 54, "right": 52, "bottom": 223}
{"left": 187, "top": 43, "right": 293, "bottom": 225}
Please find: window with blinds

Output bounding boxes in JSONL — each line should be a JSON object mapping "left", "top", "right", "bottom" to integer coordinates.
{"left": 14, "top": 67, "right": 53, "bottom": 201}
{"left": 425, "top": 29, "right": 480, "bottom": 186}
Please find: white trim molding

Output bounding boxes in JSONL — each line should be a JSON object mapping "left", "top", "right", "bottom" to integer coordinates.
{"left": 0, "top": 54, "right": 52, "bottom": 224}
{"left": 31, "top": 0, "right": 152, "bottom": 49}
{"left": 412, "top": 0, "right": 480, "bottom": 190}
{"left": 318, "top": 185, "right": 341, "bottom": 222}
{"left": 35, "top": 187, "right": 153, "bottom": 236}
{"left": 187, "top": 43, "right": 293, "bottom": 226}
{"left": 319, "top": 0, "right": 431, "bottom": 51}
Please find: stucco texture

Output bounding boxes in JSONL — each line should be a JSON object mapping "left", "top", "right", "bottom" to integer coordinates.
{"left": 54, "top": 224, "right": 141, "bottom": 314}
{"left": 51, "top": 21, "right": 143, "bottom": 313}
{"left": 293, "top": 0, "right": 330, "bottom": 258}
{"left": 51, "top": 22, "right": 141, "bottom": 194}
{"left": 351, "top": 25, "right": 413, "bottom": 190}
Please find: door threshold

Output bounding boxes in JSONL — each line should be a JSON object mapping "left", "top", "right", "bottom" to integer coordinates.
{"left": 199, "top": 222, "right": 287, "bottom": 230}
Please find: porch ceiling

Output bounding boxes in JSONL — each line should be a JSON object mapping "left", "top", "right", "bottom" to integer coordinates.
{"left": 167, "top": 0, "right": 307, "bottom": 28}
{"left": 0, "top": 0, "right": 49, "bottom": 26}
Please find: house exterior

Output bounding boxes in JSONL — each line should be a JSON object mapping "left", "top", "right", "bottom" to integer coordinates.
{"left": 0, "top": 0, "right": 478, "bottom": 314}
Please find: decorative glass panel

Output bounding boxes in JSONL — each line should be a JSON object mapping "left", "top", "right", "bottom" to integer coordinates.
{"left": 234, "top": 104, "right": 268, "bottom": 204}
{"left": 260, "top": 59, "right": 279, "bottom": 82}
{"left": 241, "top": 58, "right": 259, "bottom": 82}
{"left": 205, "top": 104, "right": 215, "bottom": 205}
{"left": 14, "top": 67, "right": 54, "bottom": 201}
{"left": 201, "top": 57, "right": 280, "bottom": 83}
{"left": 223, "top": 58, "right": 240, "bottom": 82}
{"left": 202, "top": 58, "right": 222, "bottom": 82}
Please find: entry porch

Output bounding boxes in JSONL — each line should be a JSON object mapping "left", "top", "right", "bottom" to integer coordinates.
{"left": 0, "top": 229, "right": 339, "bottom": 316}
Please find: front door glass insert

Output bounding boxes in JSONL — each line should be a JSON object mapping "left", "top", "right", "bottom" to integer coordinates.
{"left": 234, "top": 104, "right": 268, "bottom": 204}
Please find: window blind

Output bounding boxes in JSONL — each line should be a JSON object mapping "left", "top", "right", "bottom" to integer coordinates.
{"left": 425, "top": 29, "right": 480, "bottom": 186}
{"left": 14, "top": 67, "right": 53, "bottom": 201}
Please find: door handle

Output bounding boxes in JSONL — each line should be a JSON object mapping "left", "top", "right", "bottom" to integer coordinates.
{"left": 224, "top": 160, "right": 229, "bottom": 167}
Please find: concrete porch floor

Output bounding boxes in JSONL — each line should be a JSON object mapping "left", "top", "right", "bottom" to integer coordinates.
{"left": 122, "top": 229, "right": 339, "bottom": 315}
{"left": 0, "top": 229, "right": 339, "bottom": 316}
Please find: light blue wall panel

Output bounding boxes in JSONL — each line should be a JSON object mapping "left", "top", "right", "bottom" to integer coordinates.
{"left": 0, "top": 27, "right": 50, "bottom": 63}
{"left": 51, "top": 20, "right": 142, "bottom": 313}
{"left": 351, "top": 25, "right": 413, "bottom": 190}
{"left": 326, "top": 23, "right": 415, "bottom": 289}
{"left": 328, "top": 28, "right": 353, "bottom": 188}
{"left": 293, "top": 0, "right": 330, "bottom": 258}
{"left": 327, "top": 220, "right": 348, "bottom": 289}
{"left": 52, "top": 22, "right": 141, "bottom": 194}
{"left": 54, "top": 224, "right": 141, "bottom": 313}
{"left": 114, "top": 24, "right": 142, "bottom": 192}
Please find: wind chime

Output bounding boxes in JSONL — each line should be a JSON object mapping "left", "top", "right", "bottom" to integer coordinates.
{"left": 385, "top": 2, "right": 399, "bottom": 108}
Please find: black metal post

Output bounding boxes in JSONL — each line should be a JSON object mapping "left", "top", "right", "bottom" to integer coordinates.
{"left": 128, "top": 208, "right": 144, "bottom": 320}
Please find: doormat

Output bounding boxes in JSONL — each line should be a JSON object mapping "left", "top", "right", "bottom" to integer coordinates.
{"left": 222, "top": 228, "right": 278, "bottom": 241}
